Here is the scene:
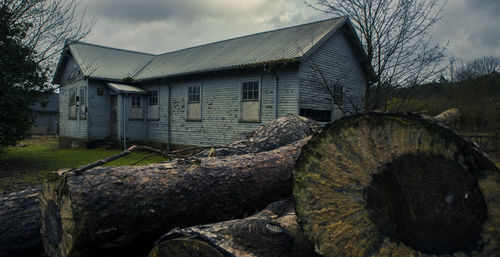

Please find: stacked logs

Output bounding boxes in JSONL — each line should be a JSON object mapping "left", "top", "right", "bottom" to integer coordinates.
{"left": 3, "top": 112, "right": 499, "bottom": 257}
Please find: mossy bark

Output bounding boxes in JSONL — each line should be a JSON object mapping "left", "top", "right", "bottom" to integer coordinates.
{"left": 293, "top": 112, "right": 500, "bottom": 257}
{"left": 0, "top": 187, "right": 44, "bottom": 257}
{"left": 149, "top": 200, "right": 319, "bottom": 257}
{"left": 40, "top": 138, "right": 309, "bottom": 257}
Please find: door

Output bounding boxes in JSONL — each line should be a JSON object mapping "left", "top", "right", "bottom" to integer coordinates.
{"left": 109, "top": 95, "right": 118, "bottom": 138}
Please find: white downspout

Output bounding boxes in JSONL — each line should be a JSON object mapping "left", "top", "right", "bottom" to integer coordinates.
{"left": 274, "top": 74, "right": 279, "bottom": 119}
{"left": 122, "top": 93, "right": 127, "bottom": 150}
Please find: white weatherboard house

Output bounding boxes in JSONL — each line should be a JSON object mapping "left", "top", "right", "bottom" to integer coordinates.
{"left": 53, "top": 17, "right": 373, "bottom": 148}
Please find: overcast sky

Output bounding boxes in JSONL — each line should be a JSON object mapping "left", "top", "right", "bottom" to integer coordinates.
{"left": 78, "top": 0, "right": 499, "bottom": 62}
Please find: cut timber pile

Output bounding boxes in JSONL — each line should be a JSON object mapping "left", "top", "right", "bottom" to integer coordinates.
{"left": 293, "top": 112, "right": 499, "bottom": 256}
{"left": 195, "top": 115, "right": 320, "bottom": 157}
{"left": 149, "top": 200, "right": 320, "bottom": 257}
{"left": 19, "top": 112, "right": 498, "bottom": 257}
{"left": 40, "top": 138, "right": 309, "bottom": 257}
{"left": 0, "top": 187, "right": 44, "bottom": 257}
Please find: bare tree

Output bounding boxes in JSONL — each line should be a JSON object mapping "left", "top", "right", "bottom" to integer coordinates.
{"left": 2, "top": 0, "right": 94, "bottom": 74}
{"left": 454, "top": 56, "right": 500, "bottom": 81}
{"left": 308, "top": 0, "right": 447, "bottom": 110}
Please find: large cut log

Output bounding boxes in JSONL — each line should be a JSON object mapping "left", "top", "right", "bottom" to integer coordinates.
{"left": 40, "top": 138, "right": 309, "bottom": 257}
{"left": 293, "top": 112, "right": 500, "bottom": 256}
{"left": 149, "top": 200, "right": 319, "bottom": 257}
{"left": 195, "top": 115, "right": 319, "bottom": 157}
{"left": 0, "top": 187, "right": 45, "bottom": 257}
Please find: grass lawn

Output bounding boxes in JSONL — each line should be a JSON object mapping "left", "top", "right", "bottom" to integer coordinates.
{"left": 0, "top": 136, "right": 167, "bottom": 194}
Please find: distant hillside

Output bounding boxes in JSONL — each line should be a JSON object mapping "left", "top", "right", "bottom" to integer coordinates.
{"left": 388, "top": 72, "right": 500, "bottom": 131}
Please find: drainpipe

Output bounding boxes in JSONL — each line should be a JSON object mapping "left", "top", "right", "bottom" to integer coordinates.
{"left": 274, "top": 74, "right": 279, "bottom": 119}
{"left": 122, "top": 93, "right": 128, "bottom": 150}
{"left": 167, "top": 84, "right": 171, "bottom": 152}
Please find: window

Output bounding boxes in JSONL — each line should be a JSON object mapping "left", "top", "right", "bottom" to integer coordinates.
{"left": 148, "top": 90, "right": 159, "bottom": 120}
{"left": 131, "top": 96, "right": 141, "bottom": 108}
{"left": 333, "top": 84, "right": 343, "bottom": 104}
{"left": 300, "top": 109, "right": 332, "bottom": 122}
{"left": 149, "top": 90, "right": 158, "bottom": 105}
{"left": 242, "top": 81, "right": 259, "bottom": 101}
{"left": 240, "top": 80, "right": 260, "bottom": 122}
{"left": 130, "top": 96, "right": 143, "bottom": 120}
{"left": 69, "top": 88, "right": 77, "bottom": 119}
{"left": 186, "top": 86, "right": 201, "bottom": 121}
{"left": 188, "top": 86, "right": 200, "bottom": 102}
{"left": 79, "top": 87, "right": 86, "bottom": 120}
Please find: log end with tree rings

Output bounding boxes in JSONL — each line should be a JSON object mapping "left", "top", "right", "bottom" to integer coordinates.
{"left": 293, "top": 112, "right": 500, "bottom": 257}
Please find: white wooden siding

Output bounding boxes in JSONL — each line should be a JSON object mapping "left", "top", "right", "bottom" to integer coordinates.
{"left": 299, "top": 29, "right": 367, "bottom": 117}
{"left": 87, "top": 81, "right": 110, "bottom": 139}
{"left": 143, "top": 69, "right": 298, "bottom": 146}
{"left": 58, "top": 57, "right": 88, "bottom": 139}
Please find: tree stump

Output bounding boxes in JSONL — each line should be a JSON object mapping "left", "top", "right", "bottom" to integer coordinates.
{"left": 149, "top": 200, "right": 319, "bottom": 257}
{"left": 40, "top": 138, "right": 309, "bottom": 257}
{"left": 293, "top": 112, "right": 500, "bottom": 256}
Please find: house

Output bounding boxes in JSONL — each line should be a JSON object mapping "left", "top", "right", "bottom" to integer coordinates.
{"left": 31, "top": 93, "right": 59, "bottom": 135}
{"left": 52, "top": 17, "right": 373, "bottom": 149}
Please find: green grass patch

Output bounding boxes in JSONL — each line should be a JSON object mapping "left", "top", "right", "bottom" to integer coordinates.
{"left": 0, "top": 136, "right": 167, "bottom": 194}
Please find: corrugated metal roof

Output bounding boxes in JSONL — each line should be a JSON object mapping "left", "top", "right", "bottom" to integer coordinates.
{"left": 134, "top": 17, "right": 345, "bottom": 80}
{"left": 56, "top": 17, "right": 347, "bottom": 83}
{"left": 108, "top": 83, "right": 147, "bottom": 94}
{"left": 69, "top": 43, "right": 155, "bottom": 81}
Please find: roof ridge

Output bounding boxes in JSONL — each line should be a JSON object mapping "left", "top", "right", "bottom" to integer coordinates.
{"left": 71, "top": 41, "right": 156, "bottom": 56}
{"left": 132, "top": 54, "right": 158, "bottom": 78}
{"left": 155, "top": 16, "right": 344, "bottom": 57}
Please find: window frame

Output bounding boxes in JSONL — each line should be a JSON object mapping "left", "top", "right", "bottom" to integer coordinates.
{"left": 68, "top": 88, "right": 77, "bottom": 120}
{"left": 147, "top": 89, "right": 159, "bottom": 120}
{"left": 239, "top": 79, "right": 261, "bottom": 123}
{"left": 333, "top": 84, "right": 344, "bottom": 104}
{"left": 241, "top": 81, "right": 259, "bottom": 101}
{"left": 131, "top": 96, "right": 142, "bottom": 108}
{"left": 79, "top": 87, "right": 86, "bottom": 120}
{"left": 186, "top": 84, "right": 202, "bottom": 121}
{"left": 187, "top": 85, "right": 201, "bottom": 103}
{"left": 149, "top": 90, "right": 158, "bottom": 105}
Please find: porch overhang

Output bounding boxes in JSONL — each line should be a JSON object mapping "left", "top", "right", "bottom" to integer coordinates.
{"left": 107, "top": 83, "right": 147, "bottom": 94}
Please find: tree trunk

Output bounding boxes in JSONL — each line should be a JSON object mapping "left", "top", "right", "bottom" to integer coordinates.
{"left": 0, "top": 187, "right": 45, "bottom": 257}
{"left": 149, "top": 200, "right": 319, "bottom": 257}
{"left": 195, "top": 115, "right": 319, "bottom": 157}
{"left": 40, "top": 138, "right": 309, "bottom": 257}
{"left": 293, "top": 112, "right": 500, "bottom": 257}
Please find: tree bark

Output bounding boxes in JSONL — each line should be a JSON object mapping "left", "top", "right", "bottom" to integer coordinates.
{"left": 149, "top": 200, "right": 319, "bottom": 257}
{"left": 293, "top": 112, "right": 500, "bottom": 257}
{"left": 40, "top": 138, "right": 309, "bottom": 257}
{"left": 195, "top": 115, "right": 319, "bottom": 157}
{"left": 0, "top": 187, "right": 45, "bottom": 257}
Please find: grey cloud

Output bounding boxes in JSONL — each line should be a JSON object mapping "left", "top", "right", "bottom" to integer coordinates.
{"left": 465, "top": 0, "right": 500, "bottom": 15}
{"left": 85, "top": 0, "right": 206, "bottom": 23}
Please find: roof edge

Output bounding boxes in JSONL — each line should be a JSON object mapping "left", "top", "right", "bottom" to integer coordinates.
{"left": 300, "top": 16, "right": 348, "bottom": 60}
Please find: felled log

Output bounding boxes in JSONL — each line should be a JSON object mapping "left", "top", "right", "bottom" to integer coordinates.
{"left": 195, "top": 115, "right": 319, "bottom": 157}
{"left": 0, "top": 187, "right": 45, "bottom": 257}
{"left": 432, "top": 108, "right": 461, "bottom": 126}
{"left": 149, "top": 200, "right": 319, "bottom": 257}
{"left": 40, "top": 138, "right": 309, "bottom": 257}
{"left": 293, "top": 112, "right": 500, "bottom": 257}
